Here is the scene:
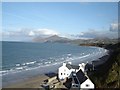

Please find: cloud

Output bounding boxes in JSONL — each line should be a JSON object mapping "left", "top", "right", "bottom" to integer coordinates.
{"left": 75, "top": 28, "right": 118, "bottom": 39}
{"left": 75, "top": 29, "right": 100, "bottom": 39}
{"left": 3, "top": 28, "right": 59, "bottom": 36}
{"left": 2, "top": 22, "right": 119, "bottom": 41}
{"left": 110, "top": 22, "right": 118, "bottom": 32}
{"left": 27, "top": 28, "right": 59, "bottom": 37}
{"left": 28, "top": 31, "right": 35, "bottom": 36}
{"left": 75, "top": 22, "right": 119, "bottom": 39}
{"left": 2, "top": 31, "right": 10, "bottom": 36}
{"left": 2, "top": 28, "right": 59, "bottom": 41}
{"left": 35, "top": 29, "right": 59, "bottom": 36}
{"left": 79, "top": 32, "right": 84, "bottom": 36}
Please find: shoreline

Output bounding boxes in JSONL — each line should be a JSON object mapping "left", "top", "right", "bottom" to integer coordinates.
{"left": 2, "top": 45, "right": 110, "bottom": 88}
{"left": 3, "top": 56, "right": 110, "bottom": 88}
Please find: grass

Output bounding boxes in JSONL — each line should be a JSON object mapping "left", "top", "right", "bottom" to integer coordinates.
{"left": 89, "top": 42, "right": 120, "bottom": 88}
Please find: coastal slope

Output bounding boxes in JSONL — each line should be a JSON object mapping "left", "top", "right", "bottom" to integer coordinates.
{"left": 89, "top": 42, "right": 120, "bottom": 88}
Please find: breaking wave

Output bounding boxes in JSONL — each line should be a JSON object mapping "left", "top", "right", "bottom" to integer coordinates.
{"left": 1, "top": 47, "right": 108, "bottom": 76}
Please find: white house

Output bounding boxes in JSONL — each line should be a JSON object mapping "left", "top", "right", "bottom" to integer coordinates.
{"left": 71, "top": 69, "right": 94, "bottom": 89}
{"left": 79, "top": 63, "right": 86, "bottom": 73}
{"left": 58, "top": 62, "right": 79, "bottom": 80}
{"left": 80, "top": 79, "right": 94, "bottom": 89}
{"left": 58, "top": 62, "right": 94, "bottom": 89}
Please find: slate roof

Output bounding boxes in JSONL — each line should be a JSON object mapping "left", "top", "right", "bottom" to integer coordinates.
{"left": 66, "top": 64, "right": 79, "bottom": 70}
{"left": 76, "top": 69, "right": 88, "bottom": 84}
{"left": 71, "top": 72, "right": 79, "bottom": 84}
{"left": 72, "top": 76, "right": 79, "bottom": 84}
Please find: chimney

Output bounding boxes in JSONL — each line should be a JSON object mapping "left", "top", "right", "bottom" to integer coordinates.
{"left": 79, "top": 64, "right": 82, "bottom": 67}
{"left": 63, "top": 63, "right": 66, "bottom": 66}
{"left": 82, "top": 63, "right": 85, "bottom": 66}
{"left": 68, "top": 62, "right": 72, "bottom": 64}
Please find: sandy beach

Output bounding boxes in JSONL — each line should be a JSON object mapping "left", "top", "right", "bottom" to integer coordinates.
{"left": 3, "top": 74, "right": 49, "bottom": 88}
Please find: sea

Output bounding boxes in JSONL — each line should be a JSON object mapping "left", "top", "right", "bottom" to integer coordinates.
{"left": 1, "top": 41, "right": 108, "bottom": 86}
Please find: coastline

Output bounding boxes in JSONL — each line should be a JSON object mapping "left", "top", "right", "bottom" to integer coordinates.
{"left": 86, "top": 42, "right": 120, "bottom": 88}
{"left": 3, "top": 56, "right": 109, "bottom": 88}
{"left": 2, "top": 45, "right": 110, "bottom": 89}
{"left": 3, "top": 55, "right": 110, "bottom": 89}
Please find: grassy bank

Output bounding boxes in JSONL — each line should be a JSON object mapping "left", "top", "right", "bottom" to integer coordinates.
{"left": 85, "top": 42, "right": 120, "bottom": 88}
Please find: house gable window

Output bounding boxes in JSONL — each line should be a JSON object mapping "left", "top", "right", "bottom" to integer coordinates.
{"left": 86, "top": 84, "right": 89, "bottom": 87}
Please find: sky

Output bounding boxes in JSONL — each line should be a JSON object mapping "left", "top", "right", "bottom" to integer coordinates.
{"left": 2, "top": 2, "right": 118, "bottom": 41}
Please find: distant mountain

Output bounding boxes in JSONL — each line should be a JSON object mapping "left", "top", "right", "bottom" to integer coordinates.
{"left": 32, "top": 35, "right": 118, "bottom": 45}
{"left": 32, "top": 35, "right": 71, "bottom": 43}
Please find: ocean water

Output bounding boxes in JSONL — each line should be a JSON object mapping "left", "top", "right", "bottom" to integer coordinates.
{"left": 1, "top": 41, "right": 108, "bottom": 86}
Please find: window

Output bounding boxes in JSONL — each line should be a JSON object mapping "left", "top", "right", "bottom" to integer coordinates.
{"left": 61, "top": 73, "right": 62, "bottom": 75}
{"left": 72, "top": 85, "right": 75, "bottom": 87}
{"left": 64, "top": 73, "right": 65, "bottom": 75}
{"left": 76, "top": 85, "right": 78, "bottom": 87}
{"left": 86, "top": 84, "right": 89, "bottom": 87}
{"left": 72, "top": 84, "right": 78, "bottom": 87}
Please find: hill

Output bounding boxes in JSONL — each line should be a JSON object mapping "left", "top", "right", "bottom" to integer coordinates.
{"left": 33, "top": 35, "right": 118, "bottom": 45}
{"left": 89, "top": 42, "right": 120, "bottom": 88}
{"left": 32, "top": 35, "right": 71, "bottom": 43}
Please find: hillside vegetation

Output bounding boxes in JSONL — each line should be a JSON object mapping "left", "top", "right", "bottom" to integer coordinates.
{"left": 89, "top": 42, "right": 120, "bottom": 88}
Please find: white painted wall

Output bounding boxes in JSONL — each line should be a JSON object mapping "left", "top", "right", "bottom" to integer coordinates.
{"left": 79, "top": 63, "right": 86, "bottom": 72}
{"left": 58, "top": 65, "right": 71, "bottom": 80}
{"left": 80, "top": 79, "right": 94, "bottom": 89}
{"left": 58, "top": 62, "right": 85, "bottom": 80}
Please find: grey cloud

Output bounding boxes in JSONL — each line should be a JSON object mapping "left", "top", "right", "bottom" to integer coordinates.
{"left": 2, "top": 28, "right": 59, "bottom": 41}
{"left": 109, "top": 23, "right": 118, "bottom": 32}
{"left": 77, "top": 29, "right": 118, "bottom": 39}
